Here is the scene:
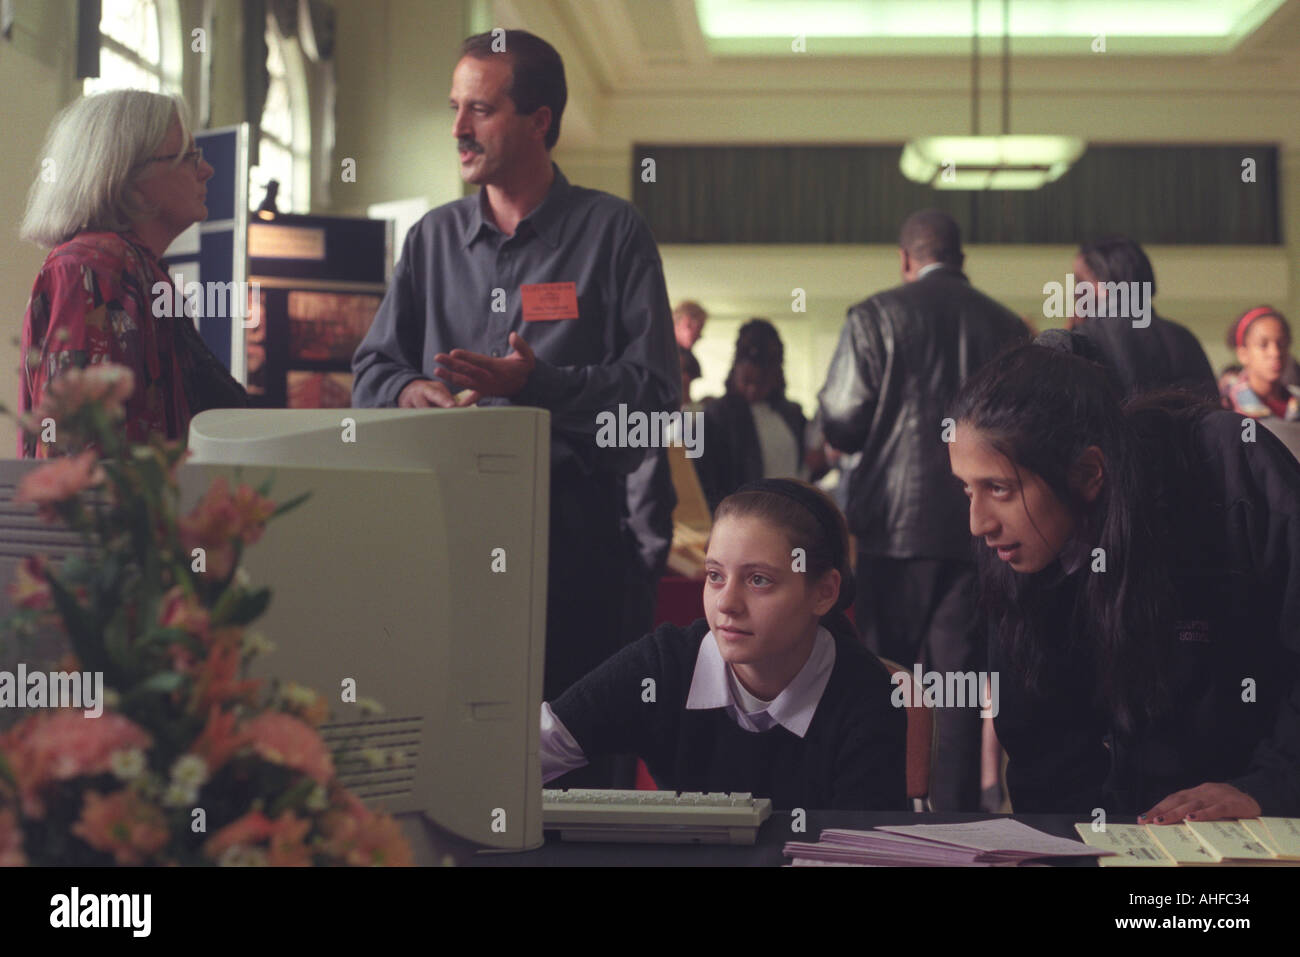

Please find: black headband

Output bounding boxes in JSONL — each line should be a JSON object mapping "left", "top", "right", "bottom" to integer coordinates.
{"left": 732, "top": 478, "right": 849, "bottom": 586}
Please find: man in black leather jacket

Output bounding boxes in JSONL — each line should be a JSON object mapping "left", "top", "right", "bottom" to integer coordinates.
{"left": 818, "top": 209, "right": 1028, "bottom": 811}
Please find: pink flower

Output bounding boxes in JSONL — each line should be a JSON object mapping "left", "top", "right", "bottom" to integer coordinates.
{"left": 44, "top": 364, "right": 135, "bottom": 419}
{"left": 15, "top": 450, "right": 105, "bottom": 516}
{"left": 158, "top": 586, "right": 210, "bottom": 639}
{"left": 72, "top": 790, "right": 169, "bottom": 865}
{"left": 0, "top": 809, "right": 26, "bottom": 867}
{"left": 243, "top": 712, "right": 334, "bottom": 784}
{"left": 1, "top": 711, "right": 153, "bottom": 817}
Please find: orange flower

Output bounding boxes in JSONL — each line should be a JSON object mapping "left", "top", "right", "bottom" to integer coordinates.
{"left": 177, "top": 478, "right": 278, "bottom": 578}
{"left": 320, "top": 796, "right": 413, "bottom": 867}
{"left": 204, "top": 809, "right": 312, "bottom": 866}
{"left": 0, "top": 808, "right": 26, "bottom": 867}
{"left": 191, "top": 632, "right": 260, "bottom": 711}
{"left": 267, "top": 812, "right": 312, "bottom": 866}
{"left": 7, "top": 555, "right": 54, "bottom": 613}
{"left": 243, "top": 712, "right": 334, "bottom": 784}
{"left": 1, "top": 711, "right": 152, "bottom": 817}
{"left": 231, "top": 483, "right": 277, "bottom": 546}
{"left": 15, "top": 450, "right": 105, "bottom": 517}
{"left": 71, "top": 789, "right": 169, "bottom": 865}
{"left": 189, "top": 706, "right": 250, "bottom": 774}
{"left": 203, "top": 809, "right": 274, "bottom": 860}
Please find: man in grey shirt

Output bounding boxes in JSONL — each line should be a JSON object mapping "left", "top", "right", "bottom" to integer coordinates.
{"left": 352, "top": 30, "right": 679, "bottom": 734}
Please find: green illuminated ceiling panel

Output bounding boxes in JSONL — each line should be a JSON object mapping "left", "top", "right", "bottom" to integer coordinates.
{"left": 695, "top": 0, "right": 1289, "bottom": 55}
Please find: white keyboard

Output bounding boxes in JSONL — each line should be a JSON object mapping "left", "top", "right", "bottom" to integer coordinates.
{"left": 542, "top": 788, "right": 773, "bottom": 845}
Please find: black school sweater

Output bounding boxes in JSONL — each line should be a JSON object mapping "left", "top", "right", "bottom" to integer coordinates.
{"left": 551, "top": 618, "right": 907, "bottom": 810}
{"left": 994, "top": 411, "right": 1300, "bottom": 816}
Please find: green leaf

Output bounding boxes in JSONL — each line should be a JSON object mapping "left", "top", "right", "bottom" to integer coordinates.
{"left": 271, "top": 490, "right": 312, "bottom": 520}
{"left": 211, "top": 587, "right": 271, "bottom": 628}
{"left": 267, "top": 776, "right": 317, "bottom": 817}
{"left": 45, "top": 572, "right": 108, "bottom": 673}
{"left": 139, "top": 626, "right": 199, "bottom": 649}
{"left": 133, "top": 671, "right": 186, "bottom": 694}
{"left": 0, "top": 749, "right": 16, "bottom": 788}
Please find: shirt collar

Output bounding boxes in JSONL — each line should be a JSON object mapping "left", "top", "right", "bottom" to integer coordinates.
{"left": 916, "top": 261, "right": 965, "bottom": 280}
{"left": 461, "top": 162, "right": 571, "bottom": 249}
{"left": 685, "top": 627, "right": 837, "bottom": 738}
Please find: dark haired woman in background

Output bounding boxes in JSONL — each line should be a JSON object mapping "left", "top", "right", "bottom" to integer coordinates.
{"left": 947, "top": 336, "right": 1300, "bottom": 820}
{"left": 695, "top": 319, "right": 807, "bottom": 512}
{"left": 1068, "top": 235, "right": 1216, "bottom": 398}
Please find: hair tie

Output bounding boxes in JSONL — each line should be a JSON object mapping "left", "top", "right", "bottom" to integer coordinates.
{"left": 1235, "top": 307, "right": 1279, "bottom": 348}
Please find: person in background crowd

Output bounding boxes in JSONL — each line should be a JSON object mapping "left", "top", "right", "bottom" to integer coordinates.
{"left": 818, "top": 208, "right": 1026, "bottom": 812}
{"left": 18, "top": 90, "right": 248, "bottom": 458}
{"left": 1069, "top": 235, "right": 1216, "bottom": 398}
{"left": 1220, "top": 306, "right": 1300, "bottom": 421}
{"left": 674, "top": 300, "right": 708, "bottom": 404}
{"left": 949, "top": 334, "right": 1300, "bottom": 818}
{"left": 696, "top": 319, "right": 806, "bottom": 512}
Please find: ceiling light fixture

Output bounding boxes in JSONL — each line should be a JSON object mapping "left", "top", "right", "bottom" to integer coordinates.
{"left": 899, "top": 0, "right": 1085, "bottom": 190}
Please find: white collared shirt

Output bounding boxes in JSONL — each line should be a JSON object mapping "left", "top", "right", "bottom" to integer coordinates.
{"left": 539, "top": 627, "right": 837, "bottom": 782}
{"left": 916, "top": 261, "right": 947, "bottom": 279}
{"left": 684, "top": 627, "right": 836, "bottom": 736}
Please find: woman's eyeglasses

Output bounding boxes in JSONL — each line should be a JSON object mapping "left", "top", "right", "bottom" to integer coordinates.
{"left": 140, "top": 147, "right": 204, "bottom": 171}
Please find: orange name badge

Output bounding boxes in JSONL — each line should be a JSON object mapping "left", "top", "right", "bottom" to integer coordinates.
{"left": 520, "top": 282, "right": 580, "bottom": 321}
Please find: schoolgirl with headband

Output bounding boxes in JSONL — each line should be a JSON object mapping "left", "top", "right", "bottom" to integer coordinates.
{"left": 1221, "top": 306, "right": 1300, "bottom": 421}
{"left": 540, "top": 478, "right": 907, "bottom": 810}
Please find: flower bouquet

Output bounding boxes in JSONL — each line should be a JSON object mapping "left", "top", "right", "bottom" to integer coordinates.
{"left": 0, "top": 364, "right": 412, "bottom": 865}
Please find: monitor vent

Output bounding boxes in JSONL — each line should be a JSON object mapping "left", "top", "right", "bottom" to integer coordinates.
{"left": 0, "top": 484, "right": 100, "bottom": 561}
{"left": 320, "top": 714, "right": 422, "bottom": 801}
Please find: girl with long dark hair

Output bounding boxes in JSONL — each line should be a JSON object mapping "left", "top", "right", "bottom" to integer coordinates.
{"left": 947, "top": 335, "right": 1300, "bottom": 820}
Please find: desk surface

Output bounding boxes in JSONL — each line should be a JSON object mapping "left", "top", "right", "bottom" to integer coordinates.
{"left": 472, "top": 811, "right": 1110, "bottom": 867}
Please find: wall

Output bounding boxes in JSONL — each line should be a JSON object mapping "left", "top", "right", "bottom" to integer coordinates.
{"left": 326, "top": 0, "right": 466, "bottom": 216}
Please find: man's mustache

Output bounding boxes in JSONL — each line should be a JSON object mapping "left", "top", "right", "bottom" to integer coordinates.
{"left": 458, "top": 139, "right": 483, "bottom": 153}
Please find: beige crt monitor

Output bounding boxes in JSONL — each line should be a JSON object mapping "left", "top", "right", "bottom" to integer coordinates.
{"left": 185, "top": 407, "right": 550, "bottom": 853}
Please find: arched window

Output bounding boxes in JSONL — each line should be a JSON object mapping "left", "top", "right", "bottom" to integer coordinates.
{"left": 250, "top": 17, "right": 311, "bottom": 213}
{"left": 84, "top": 0, "right": 182, "bottom": 95}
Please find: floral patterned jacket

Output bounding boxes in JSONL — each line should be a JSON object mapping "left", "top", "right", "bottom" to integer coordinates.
{"left": 1220, "top": 368, "right": 1300, "bottom": 421}
{"left": 19, "top": 230, "right": 247, "bottom": 458}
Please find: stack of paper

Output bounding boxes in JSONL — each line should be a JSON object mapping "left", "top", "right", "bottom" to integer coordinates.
{"left": 1073, "top": 818, "right": 1300, "bottom": 867}
{"left": 784, "top": 819, "right": 1107, "bottom": 867}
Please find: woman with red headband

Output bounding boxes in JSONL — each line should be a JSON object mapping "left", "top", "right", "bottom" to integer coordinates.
{"left": 1221, "top": 306, "right": 1300, "bottom": 421}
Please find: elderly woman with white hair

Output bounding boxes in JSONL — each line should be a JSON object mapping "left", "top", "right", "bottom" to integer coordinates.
{"left": 18, "top": 90, "right": 248, "bottom": 458}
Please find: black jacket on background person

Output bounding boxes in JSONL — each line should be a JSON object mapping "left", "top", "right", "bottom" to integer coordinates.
{"left": 993, "top": 412, "right": 1300, "bottom": 816}
{"left": 622, "top": 447, "right": 676, "bottom": 577}
{"left": 694, "top": 392, "right": 807, "bottom": 513}
{"left": 1074, "top": 310, "right": 1216, "bottom": 398}
{"left": 818, "top": 264, "right": 1028, "bottom": 559}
